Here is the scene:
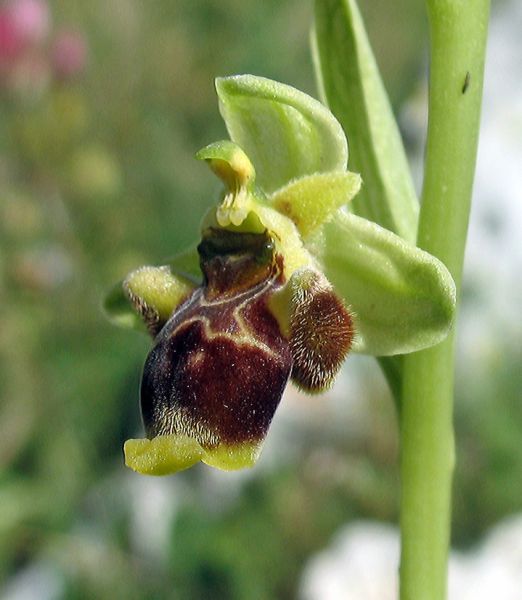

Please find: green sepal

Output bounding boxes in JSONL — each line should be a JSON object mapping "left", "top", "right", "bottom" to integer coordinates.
{"left": 313, "top": 0, "right": 419, "bottom": 243}
{"left": 311, "top": 210, "right": 456, "bottom": 356}
{"left": 216, "top": 75, "right": 348, "bottom": 194}
{"left": 270, "top": 171, "right": 361, "bottom": 239}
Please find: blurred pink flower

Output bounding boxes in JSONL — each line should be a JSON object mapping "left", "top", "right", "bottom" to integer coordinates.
{"left": 6, "top": 0, "right": 50, "bottom": 46}
{"left": 0, "top": 9, "right": 24, "bottom": 64}
{"left": 0, "top": 0, "right": 49, "bottom": 73}
{"left": 51, "top": 29, "right": 87, "bottom": 79}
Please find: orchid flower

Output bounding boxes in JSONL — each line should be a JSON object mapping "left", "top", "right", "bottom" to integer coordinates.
{"left": 105, "top": 75, "right": 455, "bottom": 475}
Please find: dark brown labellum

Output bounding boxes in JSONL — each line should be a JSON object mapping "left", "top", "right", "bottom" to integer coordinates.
{"left": 139, "top": 228, "right": 355, "bottom": 463}
{"left": 140, "top": 229, "right": 292, "bottom": 450}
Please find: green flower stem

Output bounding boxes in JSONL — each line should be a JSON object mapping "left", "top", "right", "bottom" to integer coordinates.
{"left": 399, "top": 1, "right": 490, "bottom": 599}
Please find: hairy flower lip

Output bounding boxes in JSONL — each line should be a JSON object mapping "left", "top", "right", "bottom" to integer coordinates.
{"left": 124, "top": 225, "right": 354, "bottom": 475}
{"left": 133, "top": 227, "right": 293, "bottom": 474}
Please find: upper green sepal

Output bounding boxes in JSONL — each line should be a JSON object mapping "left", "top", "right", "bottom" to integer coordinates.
{"left": 311, "top": 210, "right": 456, "bottom": 356}
{"left": 216, "top": 75, "right": 348, "bottom": 193}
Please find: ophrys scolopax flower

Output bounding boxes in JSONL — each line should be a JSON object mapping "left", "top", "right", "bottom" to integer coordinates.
{"left": 105, "top": 75, "right": 455, "bottom": 475}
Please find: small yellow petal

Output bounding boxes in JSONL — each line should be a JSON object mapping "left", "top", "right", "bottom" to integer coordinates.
{"left": 270, "top": 171, "right": 361, "bottom": 238}
{"left": 124, "top": 266, "right": 195, "bottom": 324}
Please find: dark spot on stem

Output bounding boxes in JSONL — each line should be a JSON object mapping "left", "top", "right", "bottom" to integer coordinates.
{"left": 462, "top": 72, "right": 471, "bottom": 94}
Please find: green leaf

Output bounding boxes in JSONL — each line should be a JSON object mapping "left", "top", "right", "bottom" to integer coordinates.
{"left": 216, "top": 75, "right": 348, "bottom": 193}
{"left": 313, "top": 0, "right": 419, "bottom": 243}
{"left": 312, "top": 211, "right": 456, "bottom": 356}
{"left": 270, "top": 171, "right": 361, "bottom": 238}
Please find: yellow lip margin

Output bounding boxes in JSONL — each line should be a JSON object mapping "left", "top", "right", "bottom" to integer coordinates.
{"left": 124, "top": 434, "right": 261, "bottom": 475}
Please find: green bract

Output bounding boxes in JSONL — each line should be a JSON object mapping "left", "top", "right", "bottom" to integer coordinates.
{"left": 104, "top": 74, "right": 456, "bottom": 475}
{"left": 313, "top": 0, "right": 419, "bottom": 244}
{"left": 312, "top": 0, "right": 427, "bottom": 389}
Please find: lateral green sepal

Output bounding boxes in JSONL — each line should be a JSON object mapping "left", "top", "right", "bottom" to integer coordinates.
{"left": 311, "top": 210, "right": 456, "bottom": 355}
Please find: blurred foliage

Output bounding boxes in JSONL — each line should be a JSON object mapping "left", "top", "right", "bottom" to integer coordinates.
{"left": 0, "top": 0, "right": 520, "bottom": 598}
{"left": 453, "top": 345, "right": 522, "bottom": 547}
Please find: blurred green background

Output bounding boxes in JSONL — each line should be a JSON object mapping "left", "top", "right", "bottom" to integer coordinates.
{"left": 1, "top": 0, "right": 521, "bottom": 598}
